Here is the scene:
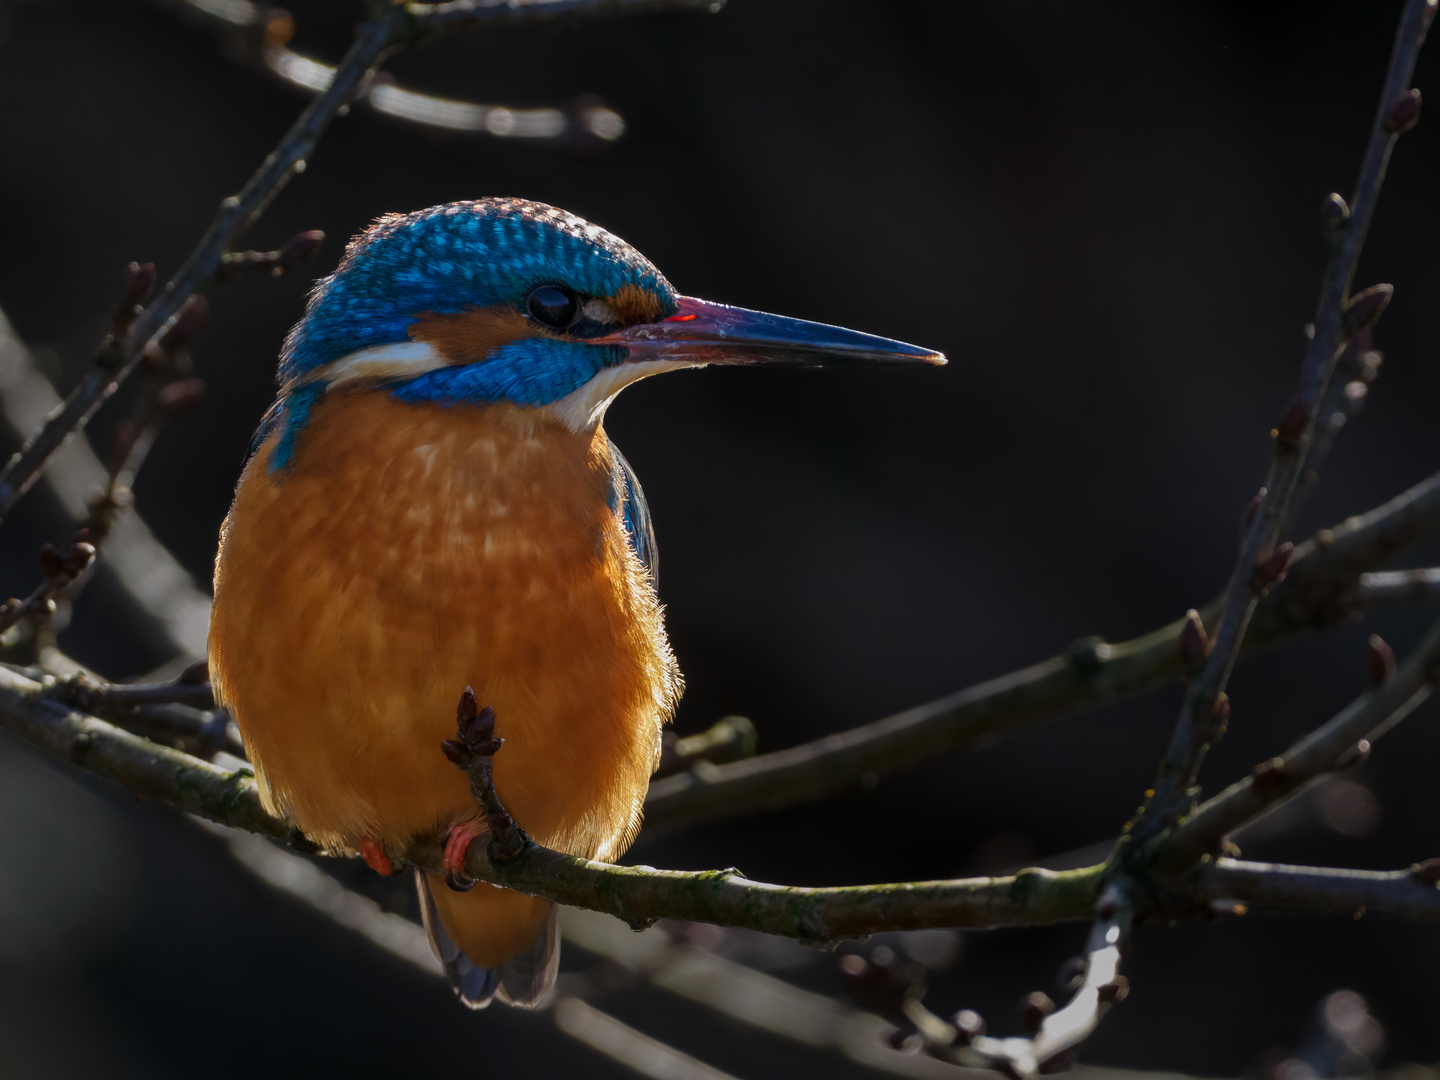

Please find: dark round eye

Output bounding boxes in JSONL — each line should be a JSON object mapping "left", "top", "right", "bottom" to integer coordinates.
{"left": 526, "top": 284, "right": 580, "bottom": 329}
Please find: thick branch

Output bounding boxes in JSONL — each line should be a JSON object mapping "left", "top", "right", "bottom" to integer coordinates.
{"left": 0, "top": 665, "right": 286, "bottom": 841}
{"left": 644, "top": 466, "right": 1440, "bottom": 832}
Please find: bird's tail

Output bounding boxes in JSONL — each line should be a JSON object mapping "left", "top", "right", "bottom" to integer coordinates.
{"left": 416, "top": 869, "right": 559, "bottom": 1009}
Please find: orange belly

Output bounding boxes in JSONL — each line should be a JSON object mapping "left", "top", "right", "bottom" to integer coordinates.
{"left": 207, "top": 387, "right": 680, "bottom": 864}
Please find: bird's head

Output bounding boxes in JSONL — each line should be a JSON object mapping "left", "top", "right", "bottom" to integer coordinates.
{"left": 271, "top": 198, "right": 943, "bottom": 462}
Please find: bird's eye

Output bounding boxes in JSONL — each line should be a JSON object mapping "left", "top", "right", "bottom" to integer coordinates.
{"left": 526, "top": 285, "right": 580, "bottom": 329}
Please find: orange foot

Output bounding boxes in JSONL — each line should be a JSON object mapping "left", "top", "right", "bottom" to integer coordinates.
{"left": 443, "top": 820, "right": 485, "bottom": 892}
{"left": 358, "top": 837, "right": 397, "bottom": 877}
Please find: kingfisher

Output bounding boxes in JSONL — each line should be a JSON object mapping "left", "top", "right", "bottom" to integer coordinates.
{"left": 208, "top": 198, "right": 944, "bottom": 1009}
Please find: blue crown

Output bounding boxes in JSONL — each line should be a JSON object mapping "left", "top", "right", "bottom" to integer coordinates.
{"left": 278, "top": 198, "right": 677, "bottom": 385}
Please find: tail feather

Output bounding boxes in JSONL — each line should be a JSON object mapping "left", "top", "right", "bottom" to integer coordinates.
{"left": 415, "top": 868, "right": 559, "bottom": 1010}
{"left": 497, "top": 902, "right": 559, "bottom": 1007}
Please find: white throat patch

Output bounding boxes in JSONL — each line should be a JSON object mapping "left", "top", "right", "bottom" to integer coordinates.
{"left": 544, "top": 360, "right": 699, "bottom": 432}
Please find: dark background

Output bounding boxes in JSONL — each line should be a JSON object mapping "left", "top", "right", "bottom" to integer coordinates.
{"left": 0, "top": 0, "right": 1437, "bottom": 1076}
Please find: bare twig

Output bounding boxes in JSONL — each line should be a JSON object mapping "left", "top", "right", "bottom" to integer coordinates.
{"left": 0, "top": 308, "right": 212, "bottom": 658}
{"left": 1357, "top": 567, "right": 1440, "bottom": 607}
{"left": 0, "top": 543, "right": 95, "bottom": 636}
{"left": 1197, "top": 858, "right": 1440, "bottom": 921}
{"left": 164, "top": 0, "right": 629, "bottom": 144}
{"left": 0, "top": 12, "right": 399, "bottom": 524}
{"left": 1137, "top": 0, "right": 1434, "bottom": 837}
{"left": 1160, "top": 617, "right": 1440, "bottom": 866}
{"left": 959, "top": 887, "right": 1130, "bottom": 1078}
{"left": 0, "top": 0, "right": 722, "bottom": 528}
{"left": 215, "top": 229, "right": 325, "bottom": 282}
{"left": 655, "top": 715, "right": 756, "bottom": 779}
{"left": 643, "top": 464, "right": 1440, "bottom": 833}
{"left": 62, "top": 664, "right": 216, "bottom": 711}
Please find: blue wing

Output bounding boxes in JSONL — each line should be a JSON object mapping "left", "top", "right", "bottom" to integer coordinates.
{"left": 609, "top": 444, "right": 658, "bottom": 587}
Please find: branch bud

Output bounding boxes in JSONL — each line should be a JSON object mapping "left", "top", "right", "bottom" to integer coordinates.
{"left": 1056, "top": 956, "right": 1086, "bottom": 993}
{"left": 164, "top": 295, "right": 210, "bottom": 354}
{"left": 1337, "top": 739, "right": 1371, "bottom": 769}
{"left": 1344, "top": 284, "right": 1393, "bottom": 335}
{"left": 1017, "top": 992, "right": 1055, "bottom": 1034}
{"left": 951, "top": 1008, "right": 985, "bottom": 1045}
{"left": 1252, "top": 756, "right": 1286, "bottom": 790}
{"left": 1253, "top": 542, "right": 1295, "bottom": 589}
{"left": 1178, "top": 609, "right": 1209, "bottom": 669}
{"left": 1384, "top": 88, "right": 1422, "bottom": 134}
{"left": 1367, "top": 634, "right": 1395, "bottom": 686}
{"left": 1320, "top": 192, "right": 1350, "bottom": 236}
{"left": 276, "top": 230, "right": 326, "bottom": 276}
{"left": 1097, "top": 976, "right": 1130, "bottom": 1005}
{"left": 1241, "top": 489, "right": 1265, "bottom": 533}
{"left": 1209, "top": 693, "right": 1231, "bottom": 740}
{"left": 1411, "top": 858, "right": 1440, "bottom": 884}
{"left": 1273, "top": 400, "right": 1308, "bottom": 448}
{"left": 157, "top": 378, "right": 207, "bottom": 414}
{"left": 178, "top": 659, "right": 209, "bottom": 685}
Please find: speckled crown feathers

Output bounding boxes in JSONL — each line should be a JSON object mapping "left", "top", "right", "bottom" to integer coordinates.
{"left": 279, "top": 198, "right": 677, "bottom": 385}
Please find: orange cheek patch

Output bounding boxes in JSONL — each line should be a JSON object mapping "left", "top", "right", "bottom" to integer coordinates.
{"left": 408, "top": 306, "right": 551, "bottom": 365}
{"left": 609, "top": 283, "right": 666, "bottom": 325}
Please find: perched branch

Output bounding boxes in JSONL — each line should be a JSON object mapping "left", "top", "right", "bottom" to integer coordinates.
{"left": 643, "top": 465, "right": 1440, "bottom": 833}
{"left": 0, "top": 664, "right": 288, "bottom": 843}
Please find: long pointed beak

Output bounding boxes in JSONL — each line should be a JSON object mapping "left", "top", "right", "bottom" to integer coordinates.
{"left": 591, "top": 295, "right": 946, "bottom": 367}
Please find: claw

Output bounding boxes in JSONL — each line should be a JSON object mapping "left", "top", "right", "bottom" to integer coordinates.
{"left": 358, "top": 836, "right": 397, "bottom": 877}
{"left": 443, "top": 819, "right": 484, "bottom": 891}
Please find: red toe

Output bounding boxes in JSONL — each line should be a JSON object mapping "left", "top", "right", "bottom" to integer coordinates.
{"left": 358, "top": 837, "right": 395, "bottom": 876}
{"left": 443, "top": 820, "right": 485, "bottom": 877}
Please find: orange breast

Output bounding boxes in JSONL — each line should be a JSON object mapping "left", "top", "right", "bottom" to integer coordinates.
{"left": 207, "top": 387, "right": 680, "bottom": 861}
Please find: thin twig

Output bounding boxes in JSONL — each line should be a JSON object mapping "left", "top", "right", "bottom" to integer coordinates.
{"left": 960, "top": 887, "right": 1131, "bottom": 1078}
{"left": 1197, "top": 858, "right": 1440, "bottom": 921}
{"left": 643, "top": 464, "right": 1440, "bottom": 833}
{"left": 62, "top": 666, "right": 216, "bottom": 711}
{"left": 1357, "top": 567, "right": 1440, "bottom": 607}
{"left": 1160, "top": 617, "right": 1440, "bottom": 867}
{"left": 655, "top": 716, "right": 756, "bottom": 779}
{"left": 0, "top": 11, "right": 402, "bottom": 524}
{"left": 0, "top": 0, "right": 722, "bottom": 528}
{"left": 0, "top": 543, "right": 95, "bottom": 636}
{"left": 0, "top": 308, "right": 212, "bottom": 658}
{"left": 1136, "top": 0, "right": 1434, "bottom": 837}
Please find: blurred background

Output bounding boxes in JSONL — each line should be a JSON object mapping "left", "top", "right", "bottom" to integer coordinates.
{"left": 0, "top": 0, "right": 1438, "bottom": 1075}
